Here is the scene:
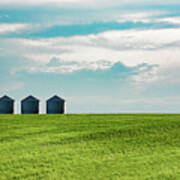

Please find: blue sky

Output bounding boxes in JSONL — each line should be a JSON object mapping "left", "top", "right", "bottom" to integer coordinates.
{"left": 0, "top": 0, "right": 180, "bottom": 113}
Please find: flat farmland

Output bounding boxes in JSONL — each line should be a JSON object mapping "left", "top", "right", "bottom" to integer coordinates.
{"left": 0, "top": 114, "right": 180, "bottom": 180}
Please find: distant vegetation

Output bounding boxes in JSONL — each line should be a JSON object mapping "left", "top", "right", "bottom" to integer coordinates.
{"left": 0, "top": 114, "right": 180, "bottom": 179}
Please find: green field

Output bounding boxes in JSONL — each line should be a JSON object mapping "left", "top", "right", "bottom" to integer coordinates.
{"left": 0, "top": 114, "right": 180, "bottom": 180}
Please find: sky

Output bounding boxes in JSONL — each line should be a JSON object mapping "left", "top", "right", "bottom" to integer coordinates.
{"left": 0, "top": 0, "right": 180, "bottom": 113}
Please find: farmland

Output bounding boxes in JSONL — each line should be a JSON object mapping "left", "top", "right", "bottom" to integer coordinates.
{"left": 0, "top": 114, "right": 180, "bottom": 179}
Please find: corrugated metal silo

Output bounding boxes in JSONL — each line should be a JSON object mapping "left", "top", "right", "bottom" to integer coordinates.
{"left": 46, "top": 95, "right": 65, "bottom": 114}
{"left": 0, "top": 95, "right": 14, "bottom": 114}
{"left": 21, "top": 95, "right": 39, "bottom": 114}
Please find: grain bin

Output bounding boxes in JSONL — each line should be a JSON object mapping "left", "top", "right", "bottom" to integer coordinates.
{"left": 21, "top": 95, "right": 39, "bottom": 114}
{"left": 0, "top": 95, "right": 14, "bottom": 114}
{"left": 46, "top": 95, "right": 65, "bottom": 114}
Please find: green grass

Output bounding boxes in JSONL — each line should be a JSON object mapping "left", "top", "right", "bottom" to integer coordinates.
{"left": 0, "top": 114, "right": 180, "bottom": 180}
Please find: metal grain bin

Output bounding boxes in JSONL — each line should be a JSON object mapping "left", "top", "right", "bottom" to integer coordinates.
{"left": 46, "top": 95, "right": 65, "bottom": 114}
{"left": 0, "top": 95, "right": 14, "bottom": 114}
{"left": 21, "top": 95, "right": 39, "bottom": 114}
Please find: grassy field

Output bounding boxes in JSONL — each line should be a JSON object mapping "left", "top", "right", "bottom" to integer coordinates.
{"left": 0, "top": 114, "right": 180, "bottom": 180}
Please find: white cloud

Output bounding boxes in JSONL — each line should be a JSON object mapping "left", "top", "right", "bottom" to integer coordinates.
{"left": 0, "top": 0, "right": 179, "bottom": 8}
{"left": 117, "top": 11, "right": 165, "bottom": 23}
{"left": 12, "top": 59, "right": 113, "bottom": 74}
{"left": 130, "top": 61, "right": 180, "bottom": 93}
{"left": 0, "top": 23, "right": 29, "bottom": 34}
{"left": 155, "top": 17, "right": 180, "bottom": 24}
{"left": 117, "top": 13, "right": 180, "bottom": 25}
{"left": 1, "top": 28, "right": 180, "bottom": 81}
{"left": 13, "top": 28, "right": 180, "bottom": 66}
{"left": 131, "top": 65, "right": 159, "bottom": 83}
{"left": 0, "top": 0, "right": 93, "bottom": 8}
